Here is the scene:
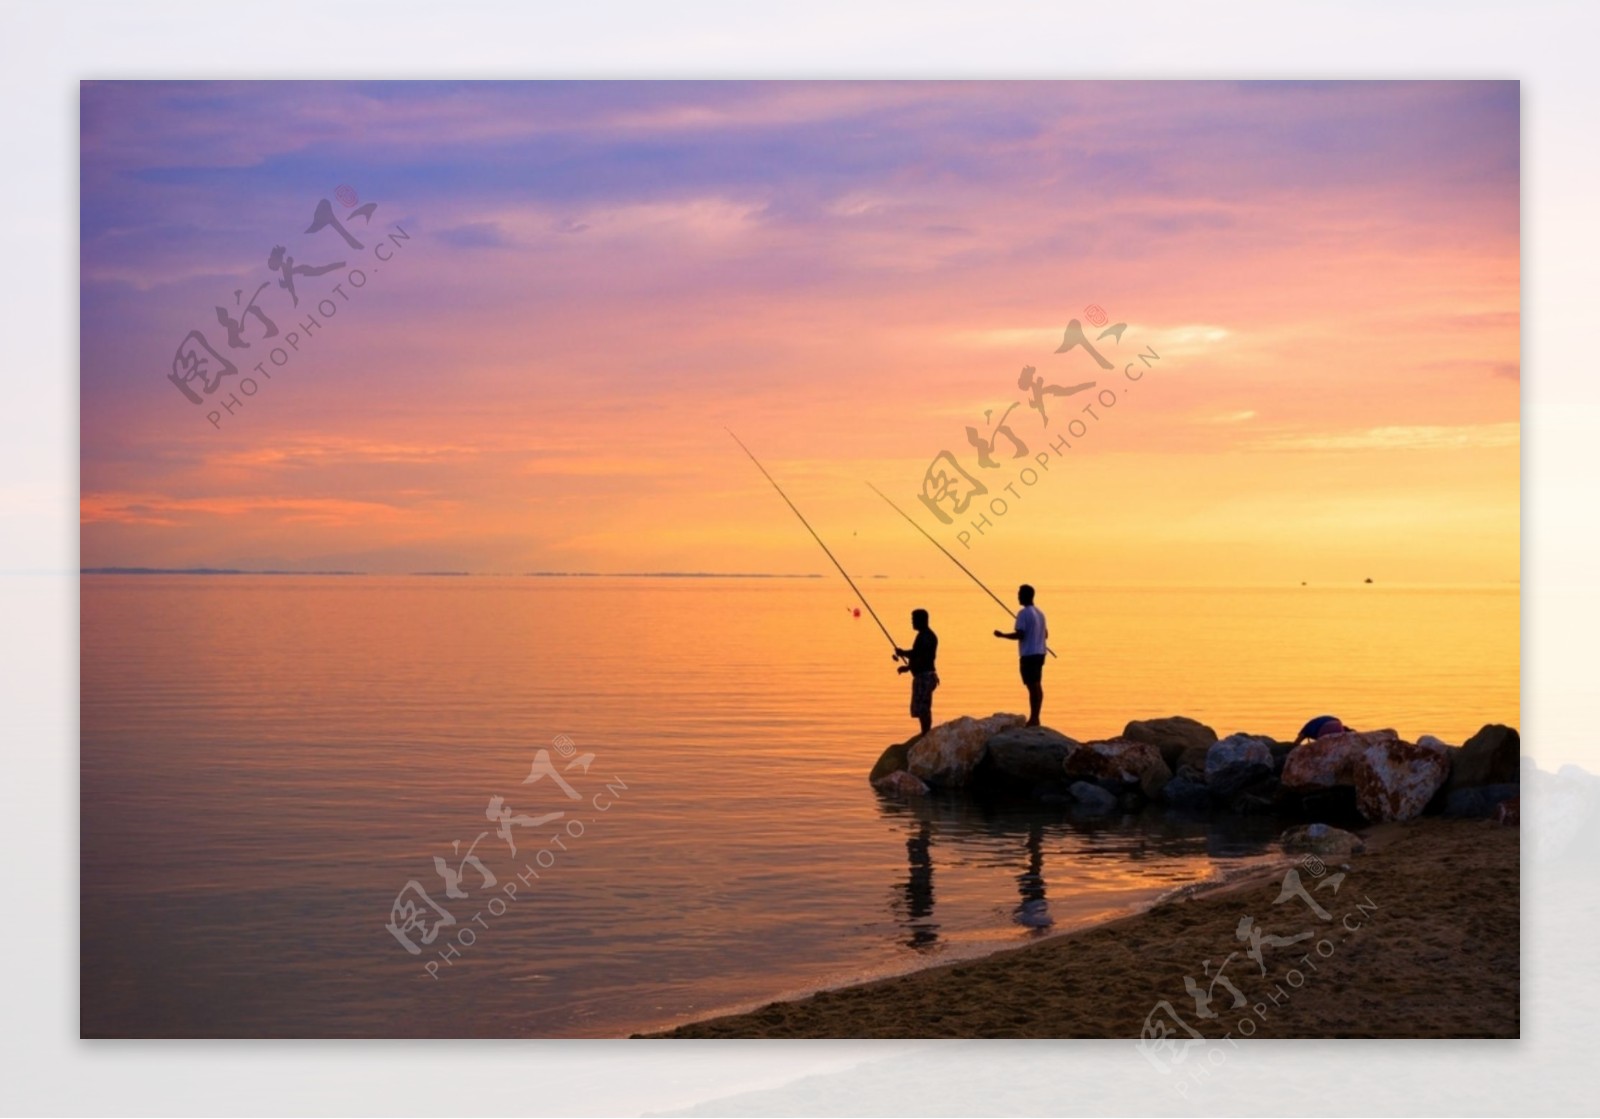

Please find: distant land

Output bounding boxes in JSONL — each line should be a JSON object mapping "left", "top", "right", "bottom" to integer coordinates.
{"left": 81, "top": 567, "right": 363, "bottom": 576}
{"left": 523, "top": 571, "right": 828, "bottom": 579}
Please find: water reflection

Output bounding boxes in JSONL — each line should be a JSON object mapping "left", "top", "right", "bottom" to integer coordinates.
{"left": 877, "top": 791, "right": 1284, "bottom": 951}
{"left": 82, "top": 574, "right": 1504, "bottom": 1037}
{"left": 1014, "top": 824, "right": 1052, "bottom": 930}
{"left": 896, "top": 821, "right": 938, "bottom": 948}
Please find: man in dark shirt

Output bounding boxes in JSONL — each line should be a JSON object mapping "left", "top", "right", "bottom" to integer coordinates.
{"left": 895, "top": 608, "right": 940, "bottom": 735}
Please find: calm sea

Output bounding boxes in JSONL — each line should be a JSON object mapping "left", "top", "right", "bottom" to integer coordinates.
{"left": 79, "top": 575, "right": 1518, "bottom": 1037}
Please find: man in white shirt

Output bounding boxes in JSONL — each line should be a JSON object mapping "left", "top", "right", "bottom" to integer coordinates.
{"left": 993, "top": 583, "right": 1048, "bottom": 726}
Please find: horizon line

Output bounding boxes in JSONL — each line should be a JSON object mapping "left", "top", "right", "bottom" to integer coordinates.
{"left": 76, "top": 567, "right": 1519, "bottom": 588}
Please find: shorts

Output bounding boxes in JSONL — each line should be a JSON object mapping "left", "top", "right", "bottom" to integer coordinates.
{"left": 910, "top": 671, "right": 940, "bottom": 719}
{"left": 1019, "top": 654, "right": 1045, "bottom": 685}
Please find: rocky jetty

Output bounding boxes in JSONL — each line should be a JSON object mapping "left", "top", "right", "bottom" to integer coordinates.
{"left": 1447, "top": 724, "right": 1521, "bottom": 789}
{"left": 1353, "top": 736, "right": 1452, "bottom": 822}
{"left": 869, "top": 714, "right": 1523, "bottom": 828}
{"left": 1121, "top": 715, "right": 1215, "bottom": 773}
{"left": 985, "top": 725, "right": 1080, "bottom": 784}
{"left": 1062, "top": 738, "right": 1172, "bottom": 799}
{"left": 904, "top": 712, "right": 1023, "bottom": 788}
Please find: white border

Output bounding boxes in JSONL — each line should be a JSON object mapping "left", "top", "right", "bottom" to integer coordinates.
{"left": 5, "top": 2, "right": 1594, "bottom": 1115}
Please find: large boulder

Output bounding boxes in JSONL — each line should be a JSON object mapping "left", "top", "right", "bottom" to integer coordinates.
{"left": 1296, "top": 785, "right": 1363, "bottom": 823}
{"left": 1353, "top": 737, "right": 1451, "bottom": 822}
{"left": 872, "top": 769, "right": 930, "bottom": 797}
{"left": 1448, "top": 724, "right": 1520, "bottom": 789}
{"left": 1444, "top": 783, "right": 1521, "bottom": 818}
{"left": 1210, "top": 761, "right": 1273, "bottom": 803}
{"left": 1206, "top": 734, "right": 1275, "bottom": 780}
{"left": 1229, "top": 776, "right": 1283, "bottom": 815}
{"left": 1121, "top": 716, "right": 1217, "bottom": 771}
{"left": 1281, "top": 729, "right": 1399, "bottom": 791}
{"left": 1063, "top": 737, "right": 1173, "bottom": 799}
{"left": 985, "top": 725, "right": 1081, "bottom": 784}
{"left": 869, "top": 737, "right": 916, "bottom": 784}
{"left": 1069, "top": 781, "right": 1118, "bottom": 814}
{"left": 1161, "top": 774, "right": 1211, "bottom": 809}
{"left": 907, "top": 713, "right": 1025, "bottom": 788}
{"left": 1280, "top": 823, "right": 1366, "bottom": 856}
{"left": 1269, "top": 741, "right": 1295, "bottom": 773}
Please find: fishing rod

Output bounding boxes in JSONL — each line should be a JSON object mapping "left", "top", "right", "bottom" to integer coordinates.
{"left": 866, "top": 481, "right": 1057, "bottom": 659}
{"left": 727, "top": 429, "right": 903, "bottom": 660}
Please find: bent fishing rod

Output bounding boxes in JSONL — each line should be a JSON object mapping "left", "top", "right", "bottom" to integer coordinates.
{"left": 866, "top": 481, "right": 1057, "bottom": 659}
{"left": 727, "top": 429, "right": 904, "bottom": 660}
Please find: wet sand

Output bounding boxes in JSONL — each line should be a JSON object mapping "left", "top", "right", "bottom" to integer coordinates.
{"left": 646, "top": 817, "right": 1518, "bottom": 1038}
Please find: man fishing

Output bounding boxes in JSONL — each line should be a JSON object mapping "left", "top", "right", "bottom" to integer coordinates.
{"left": 895, "top": 609, "right": 939, "bottom": 735}
{"left": 994, "top": 584, "right": 1048, "bottom": 727}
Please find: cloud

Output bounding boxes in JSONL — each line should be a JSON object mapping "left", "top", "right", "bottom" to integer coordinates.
{"left": 80, "top": 492, "right": 423, "bottom": 526}
{"left": 436, "top": 222, "right": 518, "bottom": 249}
{"left": 1249, "top": 422, "right": 1520, "bottom": 452}
{"left": 76, "top": 81, "right": 1521, "bottom": 573}
{"left": 205, "top": 438, "right": 485, "bottom": 470}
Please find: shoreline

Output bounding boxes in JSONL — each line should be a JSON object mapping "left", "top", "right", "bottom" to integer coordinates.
{"left": 626, "top": 853, "right": 1296, "bottom": 1040}
{"left": 641, "top": 817, "right": 1517, "bottom": 1038}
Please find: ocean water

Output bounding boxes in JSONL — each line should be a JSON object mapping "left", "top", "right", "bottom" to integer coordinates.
{"left": 79, "top": 575, "right": 1518, "bottom": 1037}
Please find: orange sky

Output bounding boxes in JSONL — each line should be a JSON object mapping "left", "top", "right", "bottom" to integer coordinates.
{"left": 80, "top": 81, "right": 1519, "bottom": 585}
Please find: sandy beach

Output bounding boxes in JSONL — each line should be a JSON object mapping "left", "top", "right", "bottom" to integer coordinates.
{"left": 647, "top": 817, "right": 1518, "bottom": 1038}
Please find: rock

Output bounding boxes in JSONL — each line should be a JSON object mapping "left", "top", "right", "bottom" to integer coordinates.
{"left": 1063, "top": 737, "right": 1173, "bottom": 799}
{"left": 1281, "top": 729, "right": 1399, "bottom": 791}
{"left": 907, "top": 713, "right": 1025, "bottom": 788}
{"left": 1269, "top": 741, "right": 1295, "bottom": 773}
{"left": 1443, "top": 783, "right": 1521, "bottom": 818}
{"left": 1206, "top": 734, "right": 1275, "bottom": 780}
{"left": 1417, "top": 735, "right": 1455, "bottom": 750}
{"left": 1122, "top": 716, "right": 1218, "bottom": 770}
{"left": 1230, "top": 785, "right": 1281, "bottom": 814}
{"left": 1177, "top": 743, "right": 1212, "bottom": 774}
{"left": 1209, "top": 761, "right": 1273, "bottom": 803}
{"left": 985, "top": 725, "right": 1081, "bottom": 784}
{"left": 1069, "top": 781, "right": 1118, "bottom": 813}
{"left": 1448, "top": 724, "right": 1520, "bottom": 789}
{"left": 871, "top": 769, "right": 930, "bottom": 797}
{"left": 1297, "top": 785, "right": 1362, "bottom": 823}
{"left": 1353, "top": 737, "right": 1451, "bottom": 822}
{"left": 1280, "top": 822, "right": 1366, "bottom": 856}
{"left": 1161, "top": 774, "right": 1211, "bottom": 810}
{"left": 1493, "top": 797, "right": 1520, "bottom": 826}
{"left": 869, "top": 738, "right": 915, "bottom": 784}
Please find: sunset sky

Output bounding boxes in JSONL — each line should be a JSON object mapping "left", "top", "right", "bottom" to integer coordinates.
{"left": 80, "top": 81, "right": 1519, "bottom": 586}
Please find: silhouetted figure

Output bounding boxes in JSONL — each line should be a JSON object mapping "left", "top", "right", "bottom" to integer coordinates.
{"left": 994, "top": 584, "right": 1048, "bottom": 726}
{"left": 1293, "top": 714, "right": 1354, "bottom": 745}
{"left": 901, "top": 820, "right": 937, "bottom": 948}
{"left": 895, "top": 609, "right": 940, "bottom": 735}
{"left": 1013, "top": 823, "right": 1053, "bottom": 929}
